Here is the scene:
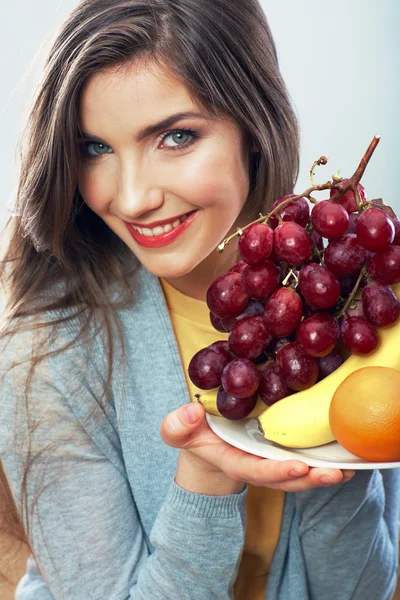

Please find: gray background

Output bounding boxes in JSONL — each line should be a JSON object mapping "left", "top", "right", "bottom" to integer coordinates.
{"left": 0, "top": 0, "right": 399, "bottom": 232}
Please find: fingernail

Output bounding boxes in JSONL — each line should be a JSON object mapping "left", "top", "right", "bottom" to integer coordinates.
{"left": 181, "top": 403, "right": 201, "bottom": 424}
{"left": 289, "top": 468, "right": 307, "bottom": 477}
{"left": 342, "top": 470, "right": 355, "bottom": 481}
{"left": 320, "top": 475, "right": 335, "bottom": 484}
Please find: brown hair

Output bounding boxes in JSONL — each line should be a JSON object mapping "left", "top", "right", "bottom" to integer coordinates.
{"left": 0, "top": 0, "right": 299, "bottom": 589}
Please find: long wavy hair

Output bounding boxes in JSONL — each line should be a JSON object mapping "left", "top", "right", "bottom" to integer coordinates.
{"left": 0, "top": 0, "right": 299, "bottom": 590}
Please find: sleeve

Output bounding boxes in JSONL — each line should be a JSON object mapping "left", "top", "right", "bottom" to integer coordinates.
{"left": 0, "top": 332, "right": 248, "bottom": 600}
{"left": 295, "top": 469, "right": 400, "bottom": 600}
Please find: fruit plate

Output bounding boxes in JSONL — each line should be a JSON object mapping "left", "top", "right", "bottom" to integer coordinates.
{"left": 206, "top": 414, "right": 400, "bottom": 469}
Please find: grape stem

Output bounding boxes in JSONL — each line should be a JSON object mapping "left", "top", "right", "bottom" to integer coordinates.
{"left": 217, "top": 135, "right": 381, "bottom": 252}
{"left": 329, "top": 136, "right": 380, "bottom": 209}
{"left": 282, "top": 269, "right": 298, "bottom": 286}
{"left": 337, "top": 265, "right": 367, "bottom": 319}
{"left": 310, "top": 156, "right": 328, "bottom": 187}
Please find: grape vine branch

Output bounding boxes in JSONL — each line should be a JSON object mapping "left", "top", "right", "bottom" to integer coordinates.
{"left": 337, "top": 265, "right": 367, "bottom": 319}
{"left": 217, "top": 135, "right": 381, "bottom": 252}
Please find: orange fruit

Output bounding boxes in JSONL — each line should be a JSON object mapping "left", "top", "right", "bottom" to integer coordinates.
{"left": 329, "top": 366, "right": 400, "bottom": 462}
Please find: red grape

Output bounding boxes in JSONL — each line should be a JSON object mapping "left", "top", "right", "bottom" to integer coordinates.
{"left": 340, "top": 317, "right": 379, "bottom": 355}
{"left": 324, "top": 234, "right": 367, "bottom": 276}
{"left": 209, "top": 311, "right": 227, "bottom": 333}
{"left": 298, "top": 263, "right": 340, "bottom": 309}
{"left": 318, "top": 346, "right": 343, "bottom": 380}
{"left": 362, "top": 283, "right": 400, "bottom": 327}
{"left": 221, "top": 358, "right": 261, "bottom": 398}
{"left": 228, "top": 315, "right": 272, "bottom": 359}
{"left": 269, "top": 194, "right": 310, "bottom": 229}
{"left": 345, "top": 298, "right": 365, "bottom": 319}
{"left": 391, "top": 218, "right": 400, "bottom": 245}
{"left": 276, "top": 342, "right": 319, "bottom": 391}
{"left": 238, "top": 223, "right": 274, "bottom": 264}
{"left": 311, "top": 200, "right": 349, "bottom": 239}
{"left": 188, "top": 345, "right": 232, "bottom": 389}
{"left": 348, "top": 212, "right": 359, "bottom": 234}
{"left": 330, "top": 180, "right": 367, "bottom": 214}
{"left": 356, "top": 208, "right": 395, "bottom": 253}
{"left": 312, "top": 230, "right": 324, "bottom": 251}
{"left": 241, "top": 261, "right": 280, "bottom": 300}
{"left": 208, "top": 341, "right": 235, "bottom": 357}
{"left": 274, "top": 222, "right": 313, "bottom": 265}
{"left": 259, "top": 362, "right": 291, "bottom": 406}
{"left": 229, "top": 260, "right": 248, "bottom": 275}
{"left": 222, "top": 299, "right": 265, "bottom": 332}
{"left": 216, "top": 387, "right": 257, "bottom": 420}
{"left": 263, "top": 287, "right": 303, "bottom": 336}
{"left": 367, "top": 245, "right": 400, "bottom": 285}
{"left": 296, "top": 313, "right": 340, "bottom": 357}
{"left": 206, "top": 272, "right": 249, "bottom": 318}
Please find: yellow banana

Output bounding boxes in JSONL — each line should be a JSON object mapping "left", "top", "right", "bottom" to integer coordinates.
{"left": 194, "top": 389, "right": 267, "bottom": 418}
{"left": 247, "top": 396, "right": 269, "bottom": 419}
{"left": 257, "top": 283, "right": 400, "bottom": 448}
{"left": 193, "top": 389, "right": 221, "bottom": 416}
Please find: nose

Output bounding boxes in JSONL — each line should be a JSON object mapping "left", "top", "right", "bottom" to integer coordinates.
{"left": 112, "top": 159, "right": 164, "bottom": 221}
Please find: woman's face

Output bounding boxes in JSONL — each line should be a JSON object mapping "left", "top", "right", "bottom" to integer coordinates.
{"left": 78, "top": 60, "right": 252, "bottom": 295}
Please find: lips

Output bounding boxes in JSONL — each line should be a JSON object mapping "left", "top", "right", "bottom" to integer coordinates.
{"left": 129, "top": 210, "right": 192, "bottom": 230}
{"left": 125, "top": 209, "right": 198, "bottom": 248}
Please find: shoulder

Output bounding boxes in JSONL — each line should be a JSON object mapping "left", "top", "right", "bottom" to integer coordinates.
{"left": 0, "top": 264, "right": 138, "bottom": 383}
{"left": 0, "top": 309, "right": 124, "bottom": 464}
{"left": 0, "top": 304, "right": 116, "bottom": 420}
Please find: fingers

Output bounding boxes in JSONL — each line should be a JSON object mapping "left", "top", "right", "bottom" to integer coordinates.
{"left": 160, "top": 403, "right": 205, "bottom": 448}
{"left": 161, "top": 405, "right": 357, "bottom": 492}
{"left": 271, "top": 467, "right": 356, "bottom": 492}
{"left": 220, "top": 446, "right": 355, "bottom": 491}
{"left": 223, "top": 448, "right": 309, "bottom": 485}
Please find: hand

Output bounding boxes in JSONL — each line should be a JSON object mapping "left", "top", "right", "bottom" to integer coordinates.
{"left": 160, "top": 402, "right": 355, "bottom": 494}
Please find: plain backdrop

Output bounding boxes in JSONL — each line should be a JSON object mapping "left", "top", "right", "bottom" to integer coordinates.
{"left": 0, "top": 0, "right": 399, "bottom": 232}
{"left": 0, "top": 3, "right": 399, "bottom": 598}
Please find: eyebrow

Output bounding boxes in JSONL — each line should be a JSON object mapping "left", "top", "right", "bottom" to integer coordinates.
{"left": 80, "top": 111, "right": 207, "bottom": 144}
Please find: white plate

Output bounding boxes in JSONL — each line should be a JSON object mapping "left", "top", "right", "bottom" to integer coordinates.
{"left": 206, "top": 414, "right": 400, "bottom": 470}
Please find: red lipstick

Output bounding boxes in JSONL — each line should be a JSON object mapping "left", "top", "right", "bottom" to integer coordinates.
{"left": 125, "top": 210, "right": 198, "bottom": 248}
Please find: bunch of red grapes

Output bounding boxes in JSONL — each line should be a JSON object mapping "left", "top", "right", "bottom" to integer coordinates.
{"left": 188, "top": 181, "right": 400, "bottom": 420}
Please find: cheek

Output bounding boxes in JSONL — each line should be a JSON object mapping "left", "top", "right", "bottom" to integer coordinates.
{"left": 175, "top": 145, "right": 249, "bottom": 210}
{"left": 78, "top": 168, "right": 113, "bottom": 215}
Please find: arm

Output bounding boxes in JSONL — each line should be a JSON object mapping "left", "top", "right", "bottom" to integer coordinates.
{"left": 1, "top": 343, "right": 247, "bottom": 600}
{"left": 295, "top": 469, "right": 400, "bottom": 600}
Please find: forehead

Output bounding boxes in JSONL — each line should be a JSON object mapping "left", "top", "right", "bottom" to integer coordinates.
{"left": 79, "top": 60, "right": 201, "bottom": 130}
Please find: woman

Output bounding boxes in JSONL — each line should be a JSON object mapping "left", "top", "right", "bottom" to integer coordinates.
{"left": 0, "top": 0, "right": 398, "bottom": 598}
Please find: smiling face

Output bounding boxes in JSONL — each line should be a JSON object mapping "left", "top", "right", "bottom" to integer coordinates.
{"left": 78, "top": 59, "right": 252, "bottom": 298}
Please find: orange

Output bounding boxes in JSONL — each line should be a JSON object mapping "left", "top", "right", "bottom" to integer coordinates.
{"left": 329, "top": 366, "right": 400, "bottom": 462}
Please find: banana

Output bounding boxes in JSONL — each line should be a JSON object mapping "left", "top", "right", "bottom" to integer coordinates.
{"left": 247, "top": 396, "right": 270, "bottom": 419}
{"left": 193, "top": 389, "right": 221, "bottom": 416}
{"left": 193, "top": 389, "right": 267, "bottom": 418}
{"left": 257, "top": 283, "right": 400, "bottom": 448}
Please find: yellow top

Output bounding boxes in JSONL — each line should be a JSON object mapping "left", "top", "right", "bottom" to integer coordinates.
{"left": 159, "top": 277, "right": 285, "bottom": 599}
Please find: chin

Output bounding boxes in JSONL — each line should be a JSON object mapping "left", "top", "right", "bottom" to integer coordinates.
{"left": 142, "top": 258, "right": 200, "bottom": 279}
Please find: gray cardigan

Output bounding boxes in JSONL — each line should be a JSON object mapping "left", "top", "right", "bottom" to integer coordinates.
{"left": 0, "top": 259, "right": 399, "bottom": 600}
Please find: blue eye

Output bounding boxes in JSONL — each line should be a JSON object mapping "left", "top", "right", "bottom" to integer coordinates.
{"left": 79, "top": 127, "right": 199, "bottom": 160}
{"left": 159, "top": 128, "right": 199, "bottom": 151}
{"left": 82, "top": 142, "right": 113, "bottom": 157}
